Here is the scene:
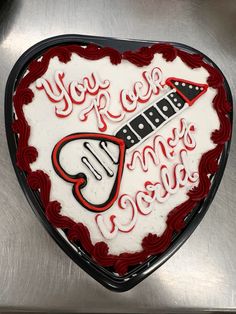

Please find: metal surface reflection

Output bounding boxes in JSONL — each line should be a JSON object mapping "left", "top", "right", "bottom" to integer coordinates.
{"left": 0, "top": 0, "right": 235, "bottom": 312}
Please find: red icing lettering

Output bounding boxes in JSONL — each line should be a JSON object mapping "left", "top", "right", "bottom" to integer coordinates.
{"left": 36, "top": 70, "right": 110, "bottom": 117}
{"left": 120, "top": 67, "right": 164, "bottom": 112}
{"left": 127, "top": 118, "right": 196, "bottom": 172}
{"left": 78, "top": 91, "right": 125, "bottom": 132}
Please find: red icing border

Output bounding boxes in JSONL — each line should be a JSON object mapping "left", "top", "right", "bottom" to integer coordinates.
{"left": 12, "top": 43, "right": 232, "bottom": 276}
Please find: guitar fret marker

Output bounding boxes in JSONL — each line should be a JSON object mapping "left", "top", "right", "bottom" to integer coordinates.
{"left": 127, "top": 123, "right": 142, "bottom": 141}
{"left": 155, "top": 103, "right": 168, "bottom": 119}
{"left": 164, "top": 96, "right": 179, "bottom": 113}
{"left": 166, "top": 91, "right": 186, "bottom": 112}
{"left": 116, "top": 124, "right": 139, "bottom": 149}
{"left": 84, "top": 142, "right": 114, "bottom": 177}
{"left": 141, "top": 113, "right": 156, "bottom": 130}
{"left": 130, "top": 114, "right": 153, "bottom": 139}
{"left": 81, "top": 156, "right": 102, "bottom": 181}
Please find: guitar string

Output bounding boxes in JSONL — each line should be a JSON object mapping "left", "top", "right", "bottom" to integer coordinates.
{"left": 99, "top": 141, "right": 119, "bottom": 164}
{"left": 84, "top": 142, "right": 114, "bottom": 177}
{"left": 81, "top": 156, "right": 102, "bottom": 181}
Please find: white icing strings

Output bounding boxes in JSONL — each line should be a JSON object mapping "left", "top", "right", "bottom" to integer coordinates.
{"left": 81, "top": 156, "right": 102, "bottom": 181}
{"left": 84, "top": 141, "right": 114, "bottom": 177}
{"left": 99, "top": 141, "right": 118, "bottom": 164}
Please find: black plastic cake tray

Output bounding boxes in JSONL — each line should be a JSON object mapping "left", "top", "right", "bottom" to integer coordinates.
{"left": 4, "top": 34, "right": 233, "bottom": 292}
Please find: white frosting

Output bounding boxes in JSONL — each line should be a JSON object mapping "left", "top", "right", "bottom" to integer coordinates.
{"left": 23, "top": 51, "right": 220, "bottom": 255}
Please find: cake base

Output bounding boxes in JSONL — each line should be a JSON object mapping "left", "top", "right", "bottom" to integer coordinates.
{"left": 5, "top": 34, "right": 232, "bottom": 291}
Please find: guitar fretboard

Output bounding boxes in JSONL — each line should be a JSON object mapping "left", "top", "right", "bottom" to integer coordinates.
{"left": 116, "top": 88, "right": 187, "bottom": 150}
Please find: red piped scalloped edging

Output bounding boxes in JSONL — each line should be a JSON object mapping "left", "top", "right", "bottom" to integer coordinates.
{"left": 12, "top": 42, "right": 232, "bottom": 276}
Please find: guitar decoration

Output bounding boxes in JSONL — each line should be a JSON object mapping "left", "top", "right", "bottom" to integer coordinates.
{"left": 52, "top": 77, "right": 208, "bottom": 212}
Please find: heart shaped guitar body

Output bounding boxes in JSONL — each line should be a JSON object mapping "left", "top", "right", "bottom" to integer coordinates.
{"left": 52, "top": 133, "right": 125, "bottom": 212}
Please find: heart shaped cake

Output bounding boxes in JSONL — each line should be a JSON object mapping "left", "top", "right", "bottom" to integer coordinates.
{"left": 8, "top": 36, "right": 232, "bottom": 290}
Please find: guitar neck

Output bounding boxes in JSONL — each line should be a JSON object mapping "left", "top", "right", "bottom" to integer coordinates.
{"left": 115, "top": 88, "right": 188, "bottom": 150}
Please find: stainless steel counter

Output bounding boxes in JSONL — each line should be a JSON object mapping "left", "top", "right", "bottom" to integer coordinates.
{"left": 0, "top": 0, "right": 236, "bottom": 312}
